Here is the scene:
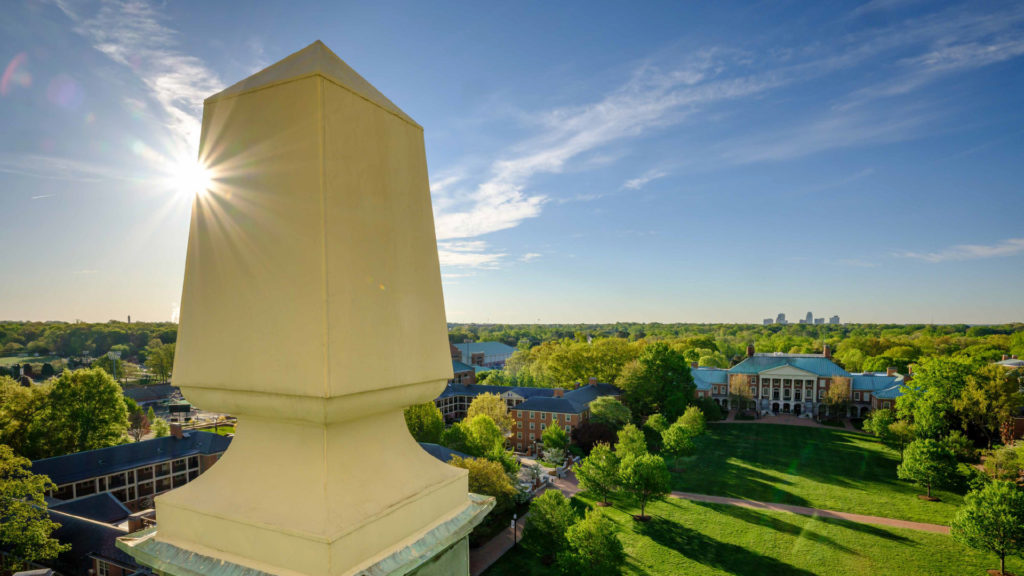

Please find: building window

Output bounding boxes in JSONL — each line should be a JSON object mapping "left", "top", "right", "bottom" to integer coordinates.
{"left": 540, "top": 423, "right": 546, "bottom": 431}
{"left": 818, "top": 389, "right": 825, "bottom": 400}
{"left": 529, "top": 412, "right": 535, "bottom": 418}
{"left": 762, "top": 387, "right": 769, "bottom": 398}
{"left": 529, "top": 422, "right": 535, "bottom": 430}
{"left": 517, "top": 411, "right": 522, "bottom": 418}
{"left": 541, "top": 412, "right": 547, "bottom": 420}
{"left": 529, "top": 433, "right": 535, "bottom": 440}
{"left": 772, "top": 389, "right": 780, "bottom": 400}
{"left": 750, "top": 387, "right": 757, "bottom": 397}
{"left": 565, "top": 425, "right": 571, "bottom": 433}
{"left": 97, "top": 561, "right": 110, "bottom": 576}
{"left": 854, "top": 392, "right": 860, "bottom": 401}
{"left": 517, "top": 432, "right": 522, "bottom": 439}
{"left": 883, "top": 401, "right": 891, "bottom": 409}
{"left": 795, "top": 390, "right": 801, "bottom": 401}
{"left": 517, "top": 421, "right": 522, "bottom": 428}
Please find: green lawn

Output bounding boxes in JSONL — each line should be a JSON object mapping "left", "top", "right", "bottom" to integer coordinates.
{"left": 484, "top": 495, "right": 1021, "bottom": 576}
{"left": 672, "top": 423, "right": 964, "bottom": 524}
{"left": 207, "top": 425, "right": 235, "bottom": 436}
{"left": 0, "top": 355, "right": 62, "bottom": 367}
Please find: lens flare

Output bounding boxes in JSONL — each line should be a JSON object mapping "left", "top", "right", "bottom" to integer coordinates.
{"left": 175, "top": 159, "right": 212, "bottom": 197}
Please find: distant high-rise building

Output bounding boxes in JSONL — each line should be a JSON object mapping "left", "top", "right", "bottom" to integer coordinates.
{"left": 763, "top": 318, "right": 774, "bottom": 325}
{"left": 814, "top": 318, "right": 824, "bottom": 325}
{"left": 805, "top": 311, "right": 813, "bottom": 324}
{"left": 776, "top": 313, "right": 787, "bottom": 325}
{"left": 829, "top": 315, "right": 840, "bottom": 324}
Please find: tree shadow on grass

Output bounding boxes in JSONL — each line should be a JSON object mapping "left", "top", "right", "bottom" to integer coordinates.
{"left": 636, "top": 515, "right": 818, "bottom": 576}
{"left": 690, "top": 501, "right": 857, "bottom": 554}
{"left": 810, "top": 514, "right": 916, "bottom": 544}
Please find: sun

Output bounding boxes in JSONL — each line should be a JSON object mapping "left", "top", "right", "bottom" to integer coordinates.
{"left": 174, "top": 159, "right": 212, "bottom": 198}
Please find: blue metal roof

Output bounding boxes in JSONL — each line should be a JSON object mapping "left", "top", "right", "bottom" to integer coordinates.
{"left": 851, "top": 373, "right": 902, "bottom": 392}
{"left": 873, "top": 384, "right": 904, "bottom": 400}
{"left": 48, "top": 509, "right": 139, "bottom": 573}
{"left": 692, "top": 367, "right": 728, "bottom": 390}
{"left": 32, "top": 432, "right": 232, "bottom": 486}
{"left": 728, "top": 354, "right": 852, "bottom": 377}
{"left": 452, "top": 360, "right": 474, "bottom": 373}
{"left": 452, "top": 341, "right": 516, "bottom": 358}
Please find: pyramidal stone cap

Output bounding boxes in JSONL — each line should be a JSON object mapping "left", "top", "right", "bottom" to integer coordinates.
{"left": 206, "top": 40, "right": 419, "bottom": 127}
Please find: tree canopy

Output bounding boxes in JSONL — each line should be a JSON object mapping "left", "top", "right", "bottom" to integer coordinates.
{"left": 404, "top": 402, "right": 445, "bottom": 444}
{"left": 575, "top": 442, "right": 620, "bottom": 505}
{"left": 951, "top": 480, "right": 1024, "bottom": 575}
{"left": 465, "top": 393, "right": 512, "bottom": 435}
{"left": 615, "top": 342, "right": 693, "bottom": 421}
{"left": 588, "top": 396, "right": 632, "bottom": 430}
{"left": 897, "top": 438, "right": 958, "bottom": 498}
{"left": 0, "top": 445, "right": 70, "bottom": 567}
{"left": 522, "top": 489, "right": 576, "bottom": 562}
{"left": 618, "top": 453, "right": 671, "bottom": 520}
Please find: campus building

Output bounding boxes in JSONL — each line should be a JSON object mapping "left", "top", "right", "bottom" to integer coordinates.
{"left": 434, "top": 377, "right": 621, "bottom": 453}
{"left": 693, "top": 345, "right": 905, "bottom": 418}
{"left": 451, "top": 341, "right": 517, "bottom": 369}
{"left": 32, "top": 426, "right": 230, "bottom": 512}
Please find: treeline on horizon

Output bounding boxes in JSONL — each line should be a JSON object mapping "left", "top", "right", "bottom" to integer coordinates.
{"left": 1, "top": 319, "right": 1022, "bottom": 375}
{"left": 449, "top": 322, "right": 1024, "bottom": 389}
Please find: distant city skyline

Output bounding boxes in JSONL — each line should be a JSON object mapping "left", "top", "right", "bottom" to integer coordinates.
{"left": 1, "top": 1, "right": 1023, "bottom": 324}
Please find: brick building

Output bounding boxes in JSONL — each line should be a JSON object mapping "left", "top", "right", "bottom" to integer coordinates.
{"left": 450, "top": 341, "right": 516, "bottom": 370}
{"left": 32, "top": 426, "right": 230, "bottom": 512}
{"left": 512, "top": 381, "right": 621, "bottom": 454}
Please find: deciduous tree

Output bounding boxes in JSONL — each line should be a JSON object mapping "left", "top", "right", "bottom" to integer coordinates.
{"left": 951, "top": 480, "right": 1024, "bottom": 576}
{"left": 614, "top": 423, "right": 647, "bottom": 461}
{"left": 0, "top": 445, "right": 70, "bottom": 568}
{"left": 46, "top": 368, "right": 128, "bottom": 456}
{"left": 619, "top": 453, "right": 670, "bottom": 520}
{"left": 541, "top": 424, "right": 568, "bottom": 462}
{"left": 466, "top": 393, "right": 512, "bottom": 435}
{"left": 448, "top": 456, "right": 516, "bottom": 515}
{"left": 615, "top": 343, "right": 693, "bottom": 421}
{"left": 151, "top": 418, "right": 170, "bottom": 438}
{"left": 575, "top": 442, "right": 620, "bottom": 505}
{"left": 522, "top": 489, "right": 576, "bottom": 563}
{"left": 558, "top": 508, "right": 625, "bottom": 576}
{"left": 897, "top": 439, "right": 958, "bottom": 499}
{"left": 588, "top": 396, "right": 631, "bottom": 430}
{"left": 953, "top": 365, "right": 1022, "bottom": 448}
{"left": 404, "top": 402, "right": 445, "bottom": 444}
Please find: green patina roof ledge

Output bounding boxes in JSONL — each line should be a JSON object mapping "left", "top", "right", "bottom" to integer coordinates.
{"left": 116, "top": 493, "right": 494, "bottom": 576}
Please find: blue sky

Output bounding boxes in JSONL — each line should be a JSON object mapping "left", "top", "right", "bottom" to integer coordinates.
{"left": 1, "top": 0, "right": 1022, "bottom": 324}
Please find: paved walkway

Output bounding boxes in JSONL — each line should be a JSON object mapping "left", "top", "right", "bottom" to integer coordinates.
{"left": 670, "top": 491, "right": 950, "bottom": 534}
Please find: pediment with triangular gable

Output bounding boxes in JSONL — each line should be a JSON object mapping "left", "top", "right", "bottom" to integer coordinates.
{"left": 758, "top": 364, "right": 820, "bottom": 379}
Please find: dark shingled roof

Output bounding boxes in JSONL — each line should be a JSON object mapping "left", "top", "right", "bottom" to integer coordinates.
{"left": 31, "top": 432, "right": 231, "bottom": 486}
{"left": 418, "top": 442, "right": 470, "bottom": 463}
{"left": 48, "top": 509, "right": 139, "bottom": 575}
{"left": 515, "top": 383, "right": 622, "bottom": 415}
{"left": 436, "top": 383, "right": 556, "bottom": 401}
{"left": 50, "top": 493, "right": 132, "bottom": 524}
{"left": 121, "top": 384, "right": 180, "bottom": 404}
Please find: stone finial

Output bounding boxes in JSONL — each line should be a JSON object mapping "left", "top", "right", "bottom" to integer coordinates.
{"left": 119, "top": 42, "right": 491, "bottom": 576}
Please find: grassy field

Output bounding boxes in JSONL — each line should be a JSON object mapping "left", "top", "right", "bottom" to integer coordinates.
{"left": 0, "top": 355, "right": 62, "bottom": 367}
{"left": 484, "top": 495, "right": 1020, "bottom": 576}
{"left": 672, "top": 423, "right": 964, "bottom": 524}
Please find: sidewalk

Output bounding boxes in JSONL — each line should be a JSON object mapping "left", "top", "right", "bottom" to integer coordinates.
{"left": 670, "top": 491, "right": 950, "bottom": 534}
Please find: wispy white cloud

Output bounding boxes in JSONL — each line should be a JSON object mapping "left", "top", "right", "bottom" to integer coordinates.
{"left": 519, "top": 253, "right": 542, "bottom": 263}
{"left": 433, "top": 52, "right": 779, "bottom": 241}
{"left": 623, "top": 170, "right": 669, "bottom": 190}
{"left": 31, "top": 194, "right": 55, "bottom": 200}
{"left": 895, "top": 238, "right": 1024, "bottom": 263}
{"left": 436, "top": 240, "right": 505, "bottom": 269}
{"left": 57, "top": 0, "right": 224, "bottom": 150}
{"left": 0, "top": 153, "right": 133, "bottom": 182}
